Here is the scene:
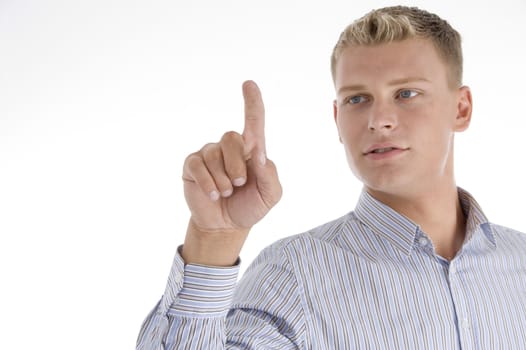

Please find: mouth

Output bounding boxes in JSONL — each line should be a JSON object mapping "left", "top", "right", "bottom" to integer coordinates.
{"left": 363, "top": 144, "right": 409, "bottom": 159}
{"left": 368, "top": 147, "right": 398, "bottom": 154}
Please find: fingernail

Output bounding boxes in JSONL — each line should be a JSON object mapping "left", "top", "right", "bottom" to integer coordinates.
{"left": 222, "top": 189, "right": 233, "bottom": 197}
{"left": 259, "top": 152, "right": 266, "bottom": 166}
{"left": 210, "top": 190, "right": 220, "bottom": 201}
{"left": 232, "top": 177, "right": 246, "bottom": 187}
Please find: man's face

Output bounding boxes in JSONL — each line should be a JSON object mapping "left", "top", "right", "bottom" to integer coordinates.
{"left": 333, "top": 38, "right": 472, "bottom": 198}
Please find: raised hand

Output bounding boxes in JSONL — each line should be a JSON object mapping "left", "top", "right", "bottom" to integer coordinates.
{"left": 181, "top": 81, "right": 282, "bottom": 266}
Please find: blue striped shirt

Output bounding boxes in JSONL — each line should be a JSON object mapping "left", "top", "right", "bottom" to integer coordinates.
{"left": 137, "top": 188, "right": 526, "bottom": 349}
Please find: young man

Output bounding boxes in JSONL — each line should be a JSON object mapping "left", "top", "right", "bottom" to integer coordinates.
{"left": 137, "top": 6, "right": 526, "bottom": 349}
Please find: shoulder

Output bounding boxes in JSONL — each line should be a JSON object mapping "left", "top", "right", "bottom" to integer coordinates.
{"left": 250, "top": 212, "right": 357, "bottom": 265}
{"left": 264, "top": 212, "right": 356, "bottom": 251}
{"left": 486, "top": 223, "right": 526, "bottom": 255}
{"left": 238, "top": 212, "right": 358, "bottom": 297}
{"left": 490, "top": 223, "right": 526, "bottom": 243}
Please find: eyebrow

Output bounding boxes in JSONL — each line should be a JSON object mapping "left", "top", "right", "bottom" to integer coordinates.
{"left": 337, "top": 77, "right": 431, "bottom": 95}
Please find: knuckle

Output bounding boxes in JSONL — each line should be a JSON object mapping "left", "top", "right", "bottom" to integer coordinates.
{"left": 221, "top": 131, "right": 242, "bottom": 145}
{"left": 201, "top": 143, "right": 222, "bottom": 162}
{"left": 200, "top": 142, "right": 215, "bottom": 153}
{"left": 185, "top": 154, "right": 203, "bottom": 174}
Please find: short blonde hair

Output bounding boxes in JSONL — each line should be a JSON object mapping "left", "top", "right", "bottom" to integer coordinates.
{"left": 331, "top": 6, "right": 463, "bottom": 87}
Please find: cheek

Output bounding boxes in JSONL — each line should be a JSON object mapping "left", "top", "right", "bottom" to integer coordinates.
{"left": 338, "top": 121, "right": 368, "bottom": 179}
{"left": 337, "top": 118, "right": 364, "bottom": 154}
{"left": 413, "top": 116, "right": 454, "bottom": 164}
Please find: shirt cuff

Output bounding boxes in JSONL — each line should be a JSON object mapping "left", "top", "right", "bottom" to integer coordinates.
{"left": 162, "top": 245, "right": 241, "bottom": 318}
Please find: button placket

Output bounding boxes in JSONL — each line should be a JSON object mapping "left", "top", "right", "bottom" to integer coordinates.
{"left": 448, "top": 259, "right": 477, "bottom": 349}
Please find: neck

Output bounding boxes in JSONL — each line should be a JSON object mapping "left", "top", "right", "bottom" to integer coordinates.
{"left": 367, "top": 183, "right": 466, "bottom": 261}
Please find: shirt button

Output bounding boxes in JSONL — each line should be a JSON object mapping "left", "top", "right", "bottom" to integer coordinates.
{"left": 461, "top": 317, "right": 471, "bottom": 330}
{"left": 418, "top": 236, "right": 429, "bottom": 246}
{"left": 173, "top": 274, "right": 182, "bottom": 284}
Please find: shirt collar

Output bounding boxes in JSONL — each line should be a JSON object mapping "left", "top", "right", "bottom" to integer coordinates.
{"left": 457, "top": 187, "right": 495, "bottom": 247}
{"left": 353, "top": 187, "right": 495, "bottom": 257}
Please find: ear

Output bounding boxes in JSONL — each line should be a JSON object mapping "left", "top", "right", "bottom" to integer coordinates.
{"left": 454, "top": 86, "right": 472, "bottom": 132}
{"left": 333, "top": 100, "right": 343, "bottom": 143}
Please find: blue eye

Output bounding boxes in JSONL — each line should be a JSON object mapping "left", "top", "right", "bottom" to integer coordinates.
{"left": 348, "top": 95, "right": 367, "bottom": 104}
{"left": 399, "top": 90, "right": 418, "bottom": 99}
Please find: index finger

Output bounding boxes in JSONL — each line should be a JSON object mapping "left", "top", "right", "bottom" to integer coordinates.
{"left": 242, "top": 80, "right": 266, "bottom": 155}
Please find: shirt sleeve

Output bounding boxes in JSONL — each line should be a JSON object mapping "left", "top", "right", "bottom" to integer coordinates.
{"left": 136, "top": 242, "right": 306, "bottom": 349}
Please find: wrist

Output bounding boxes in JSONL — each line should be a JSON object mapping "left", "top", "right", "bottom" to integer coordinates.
{"left": 181, "top": 219, "right": 249, "bottom": 267}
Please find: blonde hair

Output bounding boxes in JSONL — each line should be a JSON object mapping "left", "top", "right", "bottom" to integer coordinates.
{"left": 331, "top": 6, "right": 463, "bottom": 87}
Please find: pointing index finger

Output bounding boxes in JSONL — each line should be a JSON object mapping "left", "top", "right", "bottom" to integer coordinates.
{"left": 242, "top": 80, "right": 266, "bottom": 161}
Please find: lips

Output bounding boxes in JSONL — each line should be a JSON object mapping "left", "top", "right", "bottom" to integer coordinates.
{"left": 364, "top": 143, "right": 406, "bottom": 155}
{"left": 370, "top": 147, "right": 396, "bottom": 154}
{"left": 362, "top": 143, "right": 409, "bottom": 161}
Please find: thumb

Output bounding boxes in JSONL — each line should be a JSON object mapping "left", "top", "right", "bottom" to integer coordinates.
{"left": 250, "top": 157, "right": 282, "bottom": 209}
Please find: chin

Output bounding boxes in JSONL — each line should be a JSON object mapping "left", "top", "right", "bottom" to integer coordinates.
{"left": 361, "top": 175, "right": 417, "bottom": 197}
{"left": 356, "top": 168, "right": 404, "bottom": 189}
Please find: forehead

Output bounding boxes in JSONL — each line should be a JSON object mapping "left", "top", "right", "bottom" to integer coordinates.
{"left": 334, "top": 38, "right": 449, "bottom": 91}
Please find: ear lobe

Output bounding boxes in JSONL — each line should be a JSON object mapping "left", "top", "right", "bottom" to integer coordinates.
{"left": 455, "top": 86, "right": 473, "bottom": 132}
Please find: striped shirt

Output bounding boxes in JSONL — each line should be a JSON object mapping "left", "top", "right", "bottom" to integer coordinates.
{"left": 137, "top": 188, "right": 526, "bottom": 349}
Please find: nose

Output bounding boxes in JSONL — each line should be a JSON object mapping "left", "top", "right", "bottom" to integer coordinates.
{"left": 368, "top": 101, "right": 398, "bottom": 132}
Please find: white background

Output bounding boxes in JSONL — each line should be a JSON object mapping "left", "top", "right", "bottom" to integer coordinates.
{"left": 1, "top": 0, "right": 525, "bottom": 348}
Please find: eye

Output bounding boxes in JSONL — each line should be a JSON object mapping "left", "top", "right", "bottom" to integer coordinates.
{"left": 398, "top": 89, "right": 419, "bottom": 99}
{"left": 347, "top": 95, "right": 368, "bottom": 105}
